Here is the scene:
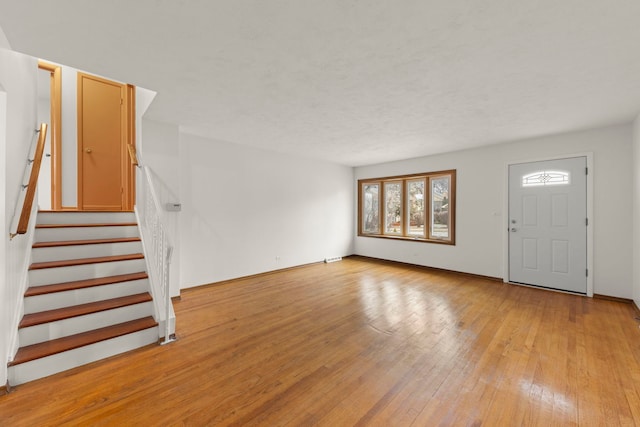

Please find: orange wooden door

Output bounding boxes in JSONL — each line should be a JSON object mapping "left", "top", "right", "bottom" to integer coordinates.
{"left": 78, "top": 73, "right": 127, "bottom": 211}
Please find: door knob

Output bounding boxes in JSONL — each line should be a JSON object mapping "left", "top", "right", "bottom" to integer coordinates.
{"left": 86, "top": 148, "right": 92, "bottom": 153}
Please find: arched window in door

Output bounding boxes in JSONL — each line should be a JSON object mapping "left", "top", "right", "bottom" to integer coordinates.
{"left": 522, "top": 170, "right": 570, "bottom": 187}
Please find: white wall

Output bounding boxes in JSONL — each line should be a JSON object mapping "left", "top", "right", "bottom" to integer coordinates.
{"left": 633, "top": 115, "right": 640, "bottom": 308}
{"left": 179, "top": 132, "right": 354, "bottom": 288}
{"left": 135, "top": 86, "right": 157, "bottom": 155}
{"left": 355, "top": 124, "right": 633, "bottom": 299}
{"left": 140, "top": 118, "right": 180, "bottom": 296}
{"left": 0, "top": 47, "right": 39, "bottom": 387}
{"left": 140, "top": 120, "right": 179, "bottom": 197}
{"left": 0, "top": 76, "right": 7, "bottom": 389}
{"left": 0, "top": 25, "right": 10, "bottom": 50}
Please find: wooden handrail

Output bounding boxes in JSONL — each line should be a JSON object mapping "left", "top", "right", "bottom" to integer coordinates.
{"left": 14, "top": 123, "right": 48, "bottom": 236}
{"left": 127, "top": 144, "right": 139, "bottom": 167}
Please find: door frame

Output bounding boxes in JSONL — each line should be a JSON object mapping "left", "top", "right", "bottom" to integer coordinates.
{"left": 502, "top": 152, "right": 594, "bottom": 297}
{"left": 76, "top": 72, "right": 135, "bottom": 211}
{"left": 37, "top": 61, "right": 62, "bottom": 210}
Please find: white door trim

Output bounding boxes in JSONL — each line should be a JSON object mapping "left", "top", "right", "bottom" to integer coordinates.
{"left": 503, "top": 152, "right": 594, "bottom": 297}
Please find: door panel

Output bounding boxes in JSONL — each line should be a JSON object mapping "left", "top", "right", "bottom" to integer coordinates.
{"left": 78, "top": 73, "right": 124, "bottom": 211}
{"left": 509, "top": 157, "right": 587, "bottom": 294}
{"left": 522, "top": 238, "right": 538, "bottom": 270}
{"left": 551, "top": 240, "right": 569, "bottom": 273}
{"left": 551, "top": 194, "right": 568, "bottom": 226}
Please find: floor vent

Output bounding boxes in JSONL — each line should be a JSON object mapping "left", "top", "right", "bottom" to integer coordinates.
{"left": 324, "top": 256, "right": 342, "bottom": 263}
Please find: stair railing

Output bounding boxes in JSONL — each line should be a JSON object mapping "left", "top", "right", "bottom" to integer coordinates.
{"left": 135, "top": 158, "right": 176, "bottom": 345}
{"left": 10, "top": 123, "right": 47, "bottom": 238}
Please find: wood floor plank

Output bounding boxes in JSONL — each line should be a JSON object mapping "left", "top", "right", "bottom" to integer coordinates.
{"left": 2, "top": 256, "right": 640, "bottom": 425}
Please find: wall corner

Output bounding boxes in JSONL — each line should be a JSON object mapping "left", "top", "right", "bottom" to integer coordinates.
{"left": 632, "top": 114, "right": 640, "bottom": 308}
{"left": 0, "top": 23, "right": 11, "bottom": 50}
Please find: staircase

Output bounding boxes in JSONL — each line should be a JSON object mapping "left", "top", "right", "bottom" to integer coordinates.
{"left": 8, "top": 211, "right": 160, "bottom": 386}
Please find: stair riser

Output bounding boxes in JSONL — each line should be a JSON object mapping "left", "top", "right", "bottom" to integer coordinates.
{"left": 19, "top": 301, "right": 154, "bottom": 346}
{"left": 24, "top": 279, "right": 150, "bottom": 314}
{"left": 35, "top": 226, "right": 139, "bottom": 242}
{"left": 8, "top": 327, "right": 158, "bottom": 386}
{"left": 31, "top": 241, "right": 143, "bottom": 263}
{"left": 29, "top": 259, "right": 147, "bottom": 286}
{"left": 37, "top": 211, "right": 136, "bottom": 225}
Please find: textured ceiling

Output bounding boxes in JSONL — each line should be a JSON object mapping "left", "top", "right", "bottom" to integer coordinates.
{"left": 2, "top": 1, "right": 640, "bottom": 166}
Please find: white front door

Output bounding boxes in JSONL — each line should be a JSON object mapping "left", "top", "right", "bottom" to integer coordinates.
{"left": 508, "top": 157, "right": 587, "bottom": 294}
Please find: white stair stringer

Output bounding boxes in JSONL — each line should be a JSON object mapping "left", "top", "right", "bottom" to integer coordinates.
{"left": 19, "top": 301, "right": 154, "bottom": 346}
{"left": 8, "top": 327, "right": 158, "bottom": 386}
{"left": 31, "top": 241, "right": 143, "bottom": 263}
{"left": 24, "top": 278, "right": 149, "bottom": 314}
{"left": 29, "top": 258, "right": 147, "bottom": 286}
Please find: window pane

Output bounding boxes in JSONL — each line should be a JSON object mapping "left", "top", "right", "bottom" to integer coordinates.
{"left": 362, "top": 183, "right": 380, "bottom": 234}
{"left": 407, "top": 179, "right": 425, "bottom": 237}
{"left": 522, "top": 170, "right": 570, "bottom": 187}
{"left": 430, "top": 176, "right": 450, "bottom": 239}
{"left": 384, "top": 182, "right": 402, "bottom": 235}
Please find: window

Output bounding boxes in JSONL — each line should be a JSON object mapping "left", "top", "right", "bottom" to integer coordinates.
{"left": 522, "top": 170, "right": 569, "bottom": 187}
{"left": 358, "top": 170, "right": 456, "bottom": 244}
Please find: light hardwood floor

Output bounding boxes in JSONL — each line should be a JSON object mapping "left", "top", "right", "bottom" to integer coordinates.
{"left": 2, "top": 256, "right": 640, "bottom": 426}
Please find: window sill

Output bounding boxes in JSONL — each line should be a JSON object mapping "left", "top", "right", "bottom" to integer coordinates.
{"left": 357, "top": 233, "right": 455, "bottom": 245}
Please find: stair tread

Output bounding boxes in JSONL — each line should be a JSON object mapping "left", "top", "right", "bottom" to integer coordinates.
{"left": 19, "top": 293, "right": 153, "bottom": 328}
{"left": 25, "top": 272, "right": 149, "bottom": 297}
{"left": 8, "top": 316, "right": 158, "bottom": 366}
{"left": 33, "top": 237, "right": 141, "bottom": 248}
{"left": 30, "top": 253, "right": 144, "bottom": 270}
{"left": 35, "top": 222, "right": 138, "bottom": 228}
